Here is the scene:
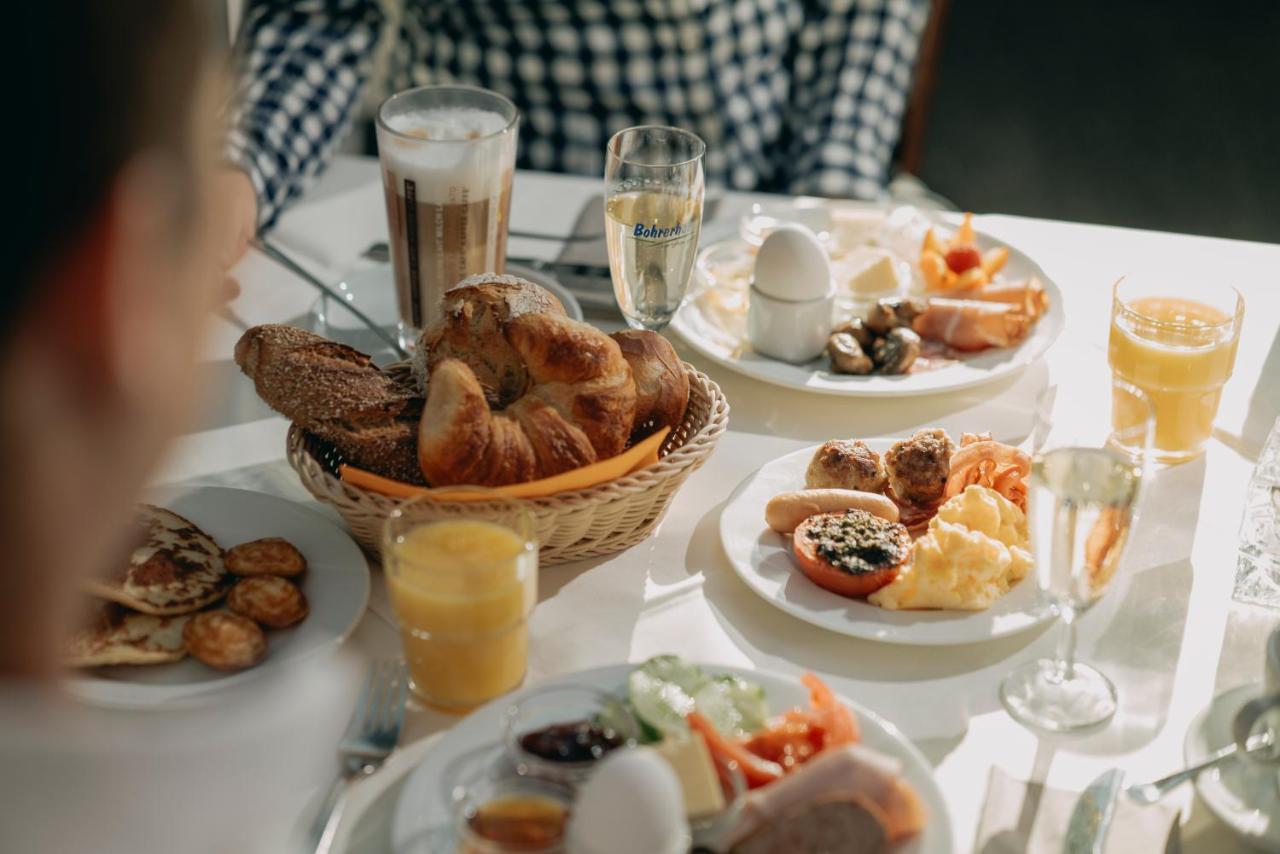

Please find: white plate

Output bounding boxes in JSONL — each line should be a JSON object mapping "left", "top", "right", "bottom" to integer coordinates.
{"left": 720, "top": 442, "right": 1054, "bottom": 645}
{"left": 670, "top": 213, "right": 1064, "bottom": 398}
{"left": 321, "top": 263, "right": 585, "bottom": 330}
{"left": 1186, "top": 683, "right": 1280, "bottom": 852}
{"left": 67, "top": 486, "right": 371, "bottom": 709}
{"left": 389, "top": 663, "right": 954, "bottom": 854}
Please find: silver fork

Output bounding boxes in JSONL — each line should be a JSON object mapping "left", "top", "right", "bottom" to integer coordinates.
{"left": 311, "top": 659, "right": 409, "bottom": 854}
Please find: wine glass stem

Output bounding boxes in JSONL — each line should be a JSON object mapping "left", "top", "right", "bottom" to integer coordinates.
{"left": 1055, "top": 606, "right": 1078, "bottom": 682}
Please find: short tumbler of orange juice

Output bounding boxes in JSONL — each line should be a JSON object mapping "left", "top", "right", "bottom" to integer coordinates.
{"left": 1108, "top": 276, "right": 1244, "bottom": 463}
{"left": 383, "top": 497, "right": 537, "bottom": 711}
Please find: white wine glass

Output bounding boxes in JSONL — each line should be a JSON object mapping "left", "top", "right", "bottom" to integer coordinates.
{"left": 604, "top": 126, "right": 706, "bottom": 331}
{"left": 1000, "top": 375, "right": 1155, "bottom": 732}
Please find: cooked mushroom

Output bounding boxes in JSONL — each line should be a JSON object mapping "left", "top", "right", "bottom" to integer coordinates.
{"left": 865, "top": 296, "right": 929, "bottom": 334}
{"left": 871, "top": 327, "right": 922, "bottom": 374}
{"left": 827, "top": 332, "right": 874, "bottom": 375}
{"left": 832, "top": 317, "right": 874, "bottom": 349}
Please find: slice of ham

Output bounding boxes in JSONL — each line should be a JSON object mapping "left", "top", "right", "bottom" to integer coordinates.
{"left": 912, "top": 298, "right": 1033, "bottom": 351}
{"left": 726, "top": 744, "right": 927, "bottom": 846}
{"left": 955, "top": 276, "right": 1049, "bottom": 320}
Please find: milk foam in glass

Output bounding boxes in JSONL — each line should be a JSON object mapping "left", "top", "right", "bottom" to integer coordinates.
{"left": 376, "top": 86, "right": 518, "bottom": 346}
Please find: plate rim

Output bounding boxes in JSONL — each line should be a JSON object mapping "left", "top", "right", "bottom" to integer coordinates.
{"left": 670, "top": 216, "right": 1063, "bottom": 398}
{"left": 66, "top": 485, "right": 371, "bottom": 709}
{"left": 389, "top": 661, "right": 956, "bottom": 854}
{"left": 719, "top": 441, "right": 1054, "bottom": 646}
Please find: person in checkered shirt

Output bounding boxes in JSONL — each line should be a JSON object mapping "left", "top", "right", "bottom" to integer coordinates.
{"left": 217, "top": 0, "right": 930, "bottom": 264}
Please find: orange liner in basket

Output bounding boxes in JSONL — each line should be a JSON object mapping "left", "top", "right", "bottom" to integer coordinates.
{"left": 339, "top": 427, "right": 669, "bottom": 500}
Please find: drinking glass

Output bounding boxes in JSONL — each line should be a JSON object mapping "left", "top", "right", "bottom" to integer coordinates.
{"left": 604, "top": 126, "right": 706, "bottom": 331}
{"left": 383, "top": 493, "right": 537, "bottom": 711}
{"left": 376, "top": 85, "right": 519, "bottom": 348}
{"left": 1000, "top": 377, "right": 1154, "bottom": 732}
{"left": 1108, "top": 275, "right": 1244, "bottom": 463}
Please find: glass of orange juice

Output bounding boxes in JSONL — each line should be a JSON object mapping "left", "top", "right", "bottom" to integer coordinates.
{"left": 1108, "top": 275, "right": 1244, "bottom": 463}
{"left": 383, "top": 494, "right": 538, "bottom": 711}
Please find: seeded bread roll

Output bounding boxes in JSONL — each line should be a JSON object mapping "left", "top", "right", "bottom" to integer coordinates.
{"left": 234, "top": 324, "right": 424, "bottom": 483}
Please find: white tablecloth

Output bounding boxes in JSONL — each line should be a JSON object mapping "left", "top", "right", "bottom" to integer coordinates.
{"left": 176, "top": 156, "right": 1280, "bottom": 852}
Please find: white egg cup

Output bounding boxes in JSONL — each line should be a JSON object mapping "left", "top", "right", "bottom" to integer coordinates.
{"left": 747, "top": 283, "right": 835, "bottom": 364}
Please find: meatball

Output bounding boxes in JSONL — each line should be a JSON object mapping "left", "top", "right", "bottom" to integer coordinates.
{"left": 805, "top": 440, "right": 890, "bottom": 493}
{"left": 884, "top": 428, "right": 956, "bottom": 506}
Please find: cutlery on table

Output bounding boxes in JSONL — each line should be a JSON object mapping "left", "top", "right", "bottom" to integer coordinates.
{"left": 252, "top": 238, "right": 408, "bottom": 359}
{"left": 1064, "top": 769, "right": 1123, "bottom": 854}
{"left": 311, "top": 659, "right": 409, "bottom": 854}
{"left": 1126, "top": 729, "right": 1276, "bottom": 805}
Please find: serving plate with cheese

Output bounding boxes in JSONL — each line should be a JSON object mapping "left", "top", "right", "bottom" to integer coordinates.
{"left": 720, "top": 439, "right": 1055, "bottom": 645}
{"left": 670, "top": 203, "right": 1064, "bottom": 397}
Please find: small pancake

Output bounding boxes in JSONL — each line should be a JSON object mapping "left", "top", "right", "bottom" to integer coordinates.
{"left": 183, "top": 611, "right": 267, "bottom": 671}
{"left": 227, "top": 576, "right": 309, "bottom": 629}
{"left": 85, "top": 505, "right": 229, "bottom": 616}
{"left": 225, "top": 537, "right": 307, "bottom": 577}
{"left": 65, "top": 603, "right": 190, "bottom": 668}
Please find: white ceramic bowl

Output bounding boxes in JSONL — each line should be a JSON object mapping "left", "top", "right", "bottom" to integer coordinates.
{"left": 747, "top": 283, "right": 834, "bottom": 364}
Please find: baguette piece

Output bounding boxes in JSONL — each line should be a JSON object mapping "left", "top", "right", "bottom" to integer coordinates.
{"left": 765, "top": 489, "right": 900, "bottom": 533}
{"left": 234, "top": 324, "right": 424, "bottom": 483}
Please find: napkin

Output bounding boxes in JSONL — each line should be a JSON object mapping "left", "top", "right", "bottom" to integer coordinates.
{"left": 975, "top": 768, "right": 1182, "bottom": 853}
{"left": 270, "top": 181, "right": 388, "bottom": 274}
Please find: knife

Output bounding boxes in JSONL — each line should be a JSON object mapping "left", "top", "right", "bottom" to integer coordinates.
{"left": 1064, "top": 769, "right": 1124, "bottom": 854}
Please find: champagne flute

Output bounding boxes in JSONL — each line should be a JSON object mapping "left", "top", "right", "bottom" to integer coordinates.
{"left": 604, "top": 126, "right": 706, "bottom": 331}
{"left": 1000, "top": 376, "right": 1154, "bottom": 732}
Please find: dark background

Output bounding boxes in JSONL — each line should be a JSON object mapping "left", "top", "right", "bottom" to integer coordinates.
{"left": 916, "top": 0, "right": 1280, "bottom": 242}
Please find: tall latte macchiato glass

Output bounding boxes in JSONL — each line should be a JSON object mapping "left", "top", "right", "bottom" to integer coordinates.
{"left": 376, "top": 85, "right": 518, "bottom": 348}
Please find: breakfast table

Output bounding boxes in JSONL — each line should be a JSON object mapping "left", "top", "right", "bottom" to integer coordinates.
{"left": 180, "top": 154, "right": 1280, "bottom": 852}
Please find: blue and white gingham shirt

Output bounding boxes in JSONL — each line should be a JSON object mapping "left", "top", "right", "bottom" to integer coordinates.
{"left": 226, "top": 0, "right": 930, "bottom": 229}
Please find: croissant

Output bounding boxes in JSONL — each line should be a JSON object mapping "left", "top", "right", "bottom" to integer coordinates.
{"left": 418, "top": 312, "right": 637, "bottom": 486}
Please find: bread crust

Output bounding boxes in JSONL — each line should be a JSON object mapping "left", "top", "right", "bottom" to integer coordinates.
{"left": 416, "top": 275, "right": 566, "bottom": 407}
{"left": 234, "top": 324, "right": 424, "bottom": 482}
{"left": 610, "top": 331, "right": 690, "bottom": 443}
{"left": 418, "top": 311, "right": 636, "bottom": 486}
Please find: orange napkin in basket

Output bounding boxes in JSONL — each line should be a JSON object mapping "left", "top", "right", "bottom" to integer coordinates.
{"left": 339, "top": 427, "right": 670, "bottom": 500}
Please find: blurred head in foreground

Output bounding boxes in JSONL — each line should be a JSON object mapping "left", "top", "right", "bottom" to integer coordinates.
{"left": 1, "top": 2, "right": 226, "bottom": 676}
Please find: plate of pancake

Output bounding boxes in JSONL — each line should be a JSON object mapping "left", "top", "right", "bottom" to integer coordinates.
{"left": 66, "top": 486, "right": 370, "bottom": 708}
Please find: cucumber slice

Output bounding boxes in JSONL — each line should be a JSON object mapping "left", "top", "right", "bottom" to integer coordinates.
{"left": 628, "top": 668, "right": 695, "bottom": 738}
{"left": 712, "top": 674, "right": 769, "bottom": 735}
{"left": 638, "top": 655, "right": 708, "bottom": 695}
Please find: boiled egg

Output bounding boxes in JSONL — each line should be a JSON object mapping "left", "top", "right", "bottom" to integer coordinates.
{"left": 566, "top": 748, "right": 691, "bottom": 854}
{"left": 751, "top": 224, "right": 832, "bottom": 302}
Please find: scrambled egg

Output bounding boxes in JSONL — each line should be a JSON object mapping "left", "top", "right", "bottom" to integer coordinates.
{"left": 868, "top": 485, "right": 1032, "bottom": 611}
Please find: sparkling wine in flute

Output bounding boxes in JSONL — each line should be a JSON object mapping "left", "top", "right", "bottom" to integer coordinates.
{"left": 1029, "top": 446, "right": 1141, "bottom": 612}
{"left": 605, "top": 187, "right": 703, "bottom": 330}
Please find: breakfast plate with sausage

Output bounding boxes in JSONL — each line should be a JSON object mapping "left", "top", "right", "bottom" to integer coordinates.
{"left": 672, "top": 204, "right": 1064, "bottom": 397}
{"left": 720, "top": 431, "right": 1054, "bottom": 645}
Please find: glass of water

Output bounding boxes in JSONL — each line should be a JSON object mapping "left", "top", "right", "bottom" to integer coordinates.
{"left": 604, "top": 126, "right": 706, "bottom": 331}
{"left": 1000, "top": 375, "right": 1155, "bottom": 732}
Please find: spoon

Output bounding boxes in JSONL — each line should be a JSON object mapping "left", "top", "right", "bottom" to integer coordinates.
{"left": 1125, "top": 729, "right": 1276, "bottom": 805}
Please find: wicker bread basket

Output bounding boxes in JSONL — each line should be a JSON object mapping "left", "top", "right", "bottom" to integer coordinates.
{"left": 287, "top": 362, "right": 729, "bottom": 565}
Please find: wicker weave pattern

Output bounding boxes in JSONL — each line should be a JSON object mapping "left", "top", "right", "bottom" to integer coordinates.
{"left": 287, "top": 363, "right": 729, "bottom": 565}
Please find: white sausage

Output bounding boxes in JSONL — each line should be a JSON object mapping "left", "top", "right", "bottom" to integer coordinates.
{"left": 765, "top": 489, "right": 899, "bottom": 533}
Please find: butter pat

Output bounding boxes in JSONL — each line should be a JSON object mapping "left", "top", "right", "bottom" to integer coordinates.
{"left": 653, "top": 734, "right": 726, "bottom": 818}
{"left": 846, "top": 251, "right": 902, "bottom": 296}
